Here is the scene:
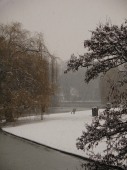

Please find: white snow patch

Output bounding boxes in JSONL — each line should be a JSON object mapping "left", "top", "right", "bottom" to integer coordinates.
{"left": 3, "top": 109, "right": 106, "bottom": 158}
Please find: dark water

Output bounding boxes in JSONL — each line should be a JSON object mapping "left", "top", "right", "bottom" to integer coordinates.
{"left": 0, "top": 131, "right": 121, "bottom": 170}
{"left": 47, "top": 107, "right": 90, "bottom": 114}
{"left": 0, "top": 131, "right": 89, "bottom": 170}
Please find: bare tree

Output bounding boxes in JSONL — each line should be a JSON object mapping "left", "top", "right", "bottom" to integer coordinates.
{"left": 0, "top": 22, "right": 56, "bottom": 122}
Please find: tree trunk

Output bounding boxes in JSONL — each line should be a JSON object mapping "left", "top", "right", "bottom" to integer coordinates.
{"left": 41, "top": 112, "right": 43, "bottom": 120}
{"left": 5, "top": 110, "right": 14, "bottom": 122}
{"left": 41, "top": 106, "right": 45, "bottom": 120}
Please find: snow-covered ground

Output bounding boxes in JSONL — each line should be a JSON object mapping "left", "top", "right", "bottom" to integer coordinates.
{"left": 3, "top": 109, "right": 105, "bottom": 158}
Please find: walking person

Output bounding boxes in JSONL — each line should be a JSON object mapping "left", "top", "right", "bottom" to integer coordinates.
{"left": 71, "top": 108, "right": 76, "bottom": 114}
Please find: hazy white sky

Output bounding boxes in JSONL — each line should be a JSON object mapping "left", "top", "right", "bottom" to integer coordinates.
{"left": 0, "top": 0, "right": 127, "bottom": 60}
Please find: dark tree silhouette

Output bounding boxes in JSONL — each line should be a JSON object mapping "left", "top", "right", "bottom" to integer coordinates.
{"left": 66, "top": 20, "right": 127, "bottom": 169}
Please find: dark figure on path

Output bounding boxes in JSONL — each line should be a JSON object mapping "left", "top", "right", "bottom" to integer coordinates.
{"left": 71, "top": 108, "right": 76, "bottom": 114}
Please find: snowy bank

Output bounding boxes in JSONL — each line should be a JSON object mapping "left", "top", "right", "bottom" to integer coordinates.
{"left": 3, "top": 109, "right": 105, "bottom": 158}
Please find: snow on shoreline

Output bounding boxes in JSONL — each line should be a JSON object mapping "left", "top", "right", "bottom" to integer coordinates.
{"left": 3, "top": 110, "right": 105, "bottom": 158}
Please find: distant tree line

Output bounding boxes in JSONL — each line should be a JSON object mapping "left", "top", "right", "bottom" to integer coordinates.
{"left": 60, "top": 64, "right": 101, "bottom": 102}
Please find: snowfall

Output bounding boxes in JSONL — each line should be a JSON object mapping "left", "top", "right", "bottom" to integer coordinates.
{"left": 3, "top": 109, "right": 106, "bottom": 158}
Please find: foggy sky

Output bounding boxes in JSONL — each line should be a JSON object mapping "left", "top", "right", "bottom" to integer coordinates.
{"left": 0, "top": 0, "right": 127, "bottom": 60}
